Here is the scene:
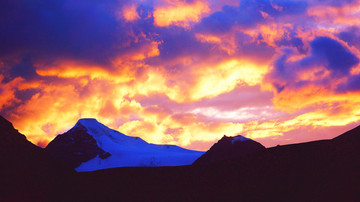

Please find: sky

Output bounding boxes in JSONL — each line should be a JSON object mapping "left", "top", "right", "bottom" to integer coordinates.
{"left": 1, "top": 0, "right": 360, "bottom": 151}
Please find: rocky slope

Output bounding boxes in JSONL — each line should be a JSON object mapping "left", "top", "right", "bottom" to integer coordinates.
{"left": 46, "top": 118, "right": 204, "bottom": 171}
{"left": 0, "top": 116, "right": 74, "bottom": 201}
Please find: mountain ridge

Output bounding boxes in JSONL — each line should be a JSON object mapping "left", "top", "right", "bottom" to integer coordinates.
{"left": 73, "top": 123, "right": 360, "bottom": 201}
{"left": 1, "top": 115, "right": 360, "bottom": 201}
{"left": 46, "top": 119, "right": 112, "bottom": 168}
{"left": 0, "top": 115, "right": 75, "bottom": 201}
{"left": 46, "top": 118, "right": 204, "bottom": 171}
{"left": 193, "top": 134, "right": 266, "bottom": 165}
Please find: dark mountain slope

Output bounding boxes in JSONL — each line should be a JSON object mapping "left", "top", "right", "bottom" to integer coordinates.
{"left": 193, "top": 135, "right": 266, "bottom": 165}
{"left": 0, "top": 116, "right": 75, "bottom": 201}
{"left": 46, "top": 119, "right": 203, "bottom": 171}
{"left": 71, "top": 125, "right": 360, "bottom": 202}
{"left": 1, "top": 114, "right": 359, "bottom": 201}
{"left": 45, "top": 120, "right": 111, "bottom": 168}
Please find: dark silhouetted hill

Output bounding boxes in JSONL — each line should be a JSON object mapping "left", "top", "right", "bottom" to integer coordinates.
{"left": 0, "top": 116, "right": 74, "bottom": 201}
{"left": 193, "top": 135, "right": 265, "bottom": 165}
{"left": 1, "top": 114, "right": 360, "bottom": 201}
{"left": 71, "top": 125, "right": 360, "bottom": 201}
{"left": 45, "top": 120, "right": 111, "bottom": 168}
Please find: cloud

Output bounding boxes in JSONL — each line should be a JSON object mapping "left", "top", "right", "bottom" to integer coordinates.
{"left": 267, "top": 37, "right": 359, "bottom": 94}
{"left": 1, "top": 56, "right": 39, "bottom": 82}
{"left": 308, "top": 37, "right": 359, "bottom": 76}
{"left": 0, "top": 76, "right": 22, "bottom": 110}
{"left": 337, "top": 74, "right": 360, "bottom": 92}
{"left": 1, "top": 0, "right": 360, "bottom": 151}
{"left": 122, "top": 4, "right": 141, "bottom": 22}
{"left": 338, "top": 26, "right": 360, "bottom": 50}
{"left": 196, "top": 0, "right": 307, "bottom": 34}
{"left": 153, "top": 0, "right": 210, "bottom": 28}
{"left": 0, "top": 0, "right": 163, "bottom": 69}
{"left": 307, "top": 0, "right": 360, "bottom": 26}
{"left": 264, "top": 35, "right": 360, "bottom": 115}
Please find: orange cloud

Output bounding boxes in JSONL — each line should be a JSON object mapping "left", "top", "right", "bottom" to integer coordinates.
{"left": 195, "top": 33, "right": 237, "bottom": 54}
{"left": 271, "top": 83, "right": 360, "bottom": 113}
{"left": 6, "top": 64, "right": 360, "bottom": 151}
{"left": 296, "top": 66, "right": 330, "bottom": 82}
{"left": 36, "top": 63, "right": 123, "bottom": 80}
{"left": 122, "top": 4, "right": 140, "bottom": 22}
{"left": 3, "top": 0, "right": 360, "bottom": 153}
{"left": 234, "top": 101, "right": 360, "bottom": 146}
{"left": 153, "top": 0, "right": 210, "bottom": 28}
{"left": 0, "top": 75, "right": 22, "bottom": 109}
{"left": 351, "top": 64, "right": 360, "bottom": 75}
{"left": 190, "top": 59, "right": 269, "bottom": 100}
{"left": 35, "top": 40, "right": 161, "bottom": 82}
{"left": 258, "top": 23, "right": 293, "bottom": 47}
{"left": 127, "top": 58, "right": 270, "bottom": 103}
{"left": 308, "top": 2, "right": 360, "bottom": 26}
{"left": 195, "top": 33, "right": 222, "bottom": 44}
{"left": 118, "top": 115, "right": 245, "bottom": 149}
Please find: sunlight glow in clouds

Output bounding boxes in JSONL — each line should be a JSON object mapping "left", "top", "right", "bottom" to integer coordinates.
{"left": 122, "top": 4, "right": 140, "bottom": 22}
{"left": 153, "top": 0, "right": 210, "bottom": 28}
{"left": 1, "top": 0, "right": 360, "bottom": 150}
{"left": 190, "top": 59, "right": 268, "bottom": 100}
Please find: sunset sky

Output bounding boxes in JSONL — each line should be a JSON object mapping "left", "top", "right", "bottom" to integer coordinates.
{"left": 1, "top": 0, "right": 360, "bottom": 151}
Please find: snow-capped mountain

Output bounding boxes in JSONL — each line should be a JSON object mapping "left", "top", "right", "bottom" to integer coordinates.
{"left": 193, "top": 135, "right": 265, "bottom": 165}
{"left": 46, "top": 118, "right": 204, "bottom": 172}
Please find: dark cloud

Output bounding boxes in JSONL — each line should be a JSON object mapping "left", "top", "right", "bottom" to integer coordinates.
{"left": 148, "top": 27, "right": 276, "bottom": 69}
{"left": 0, "top": 88, "right": 41, "bottom": 117}
{"left": 314, "top": 0, "right": 357, "bottom": 6}
{"left": 241, "top": 0, "right": 307, "bottom": 17}
{"left": 0, "top": 0, "right": 304, "bottom": 77}
{"left": 197, "top": 10, "right": 238, "bottom": 34}
{"left": 338, "top": 26, "right": 360, "bottom": 50}
{"left": 267, "top": 48, "right": 297, "bottom": 92}
{"left": 234, "top": 32, "right": 276, "bottom": 62}
{"left": 276, "top": 33, "right": 307, "bottom": 54}
{"left": 304, "top": 37, "right": 359, "bottom": 77}
{"left": 156, "top": 27, "right": 212, "bottom": 61}
{"left": 137, "top": 5, "right": 154, "bottom": 20}
{"left": 196, "top": 3, "right": 265, "bottom": 34}
{"left": 267, "top": 37, "right": 359, "bottom": 92}
{"left": 337, "top": 75, "right": 360, "bottom": 92}
{"left": 0, "top": 0, "right": 148, "bottom": 65}
{"left": 196, "top": 0, "right": 307, "bottom": 34}
{"left": 1, "top": 56, "right": 39, "bottom": 83}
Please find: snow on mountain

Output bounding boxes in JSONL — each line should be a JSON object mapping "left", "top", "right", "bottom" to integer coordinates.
{"left": 47, "top": 118, "right": 204, "bottom": 172}
{"left": 231, "top": 136, "right": 251, "bottom": 144}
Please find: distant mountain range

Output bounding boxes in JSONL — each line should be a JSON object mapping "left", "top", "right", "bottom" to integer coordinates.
{"left": 1, "top": 115, "right": 360, "bottom": 201}
{"left": 46, "top": 118, "right": 204, "bottom": 171}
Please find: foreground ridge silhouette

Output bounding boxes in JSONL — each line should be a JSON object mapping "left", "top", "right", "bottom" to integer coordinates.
{"left": 0, "top": 116, "right": 75, "bottom": 201}
{"left": 193, "top": 135, "right": 266, "bottom": 165}
{"left": 1, "top": 115, "right": 359, "bottom": 201}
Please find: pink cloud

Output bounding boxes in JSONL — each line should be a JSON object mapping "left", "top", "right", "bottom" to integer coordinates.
{"left": 1, "top": 0, "right": 360, "bottom": 151}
